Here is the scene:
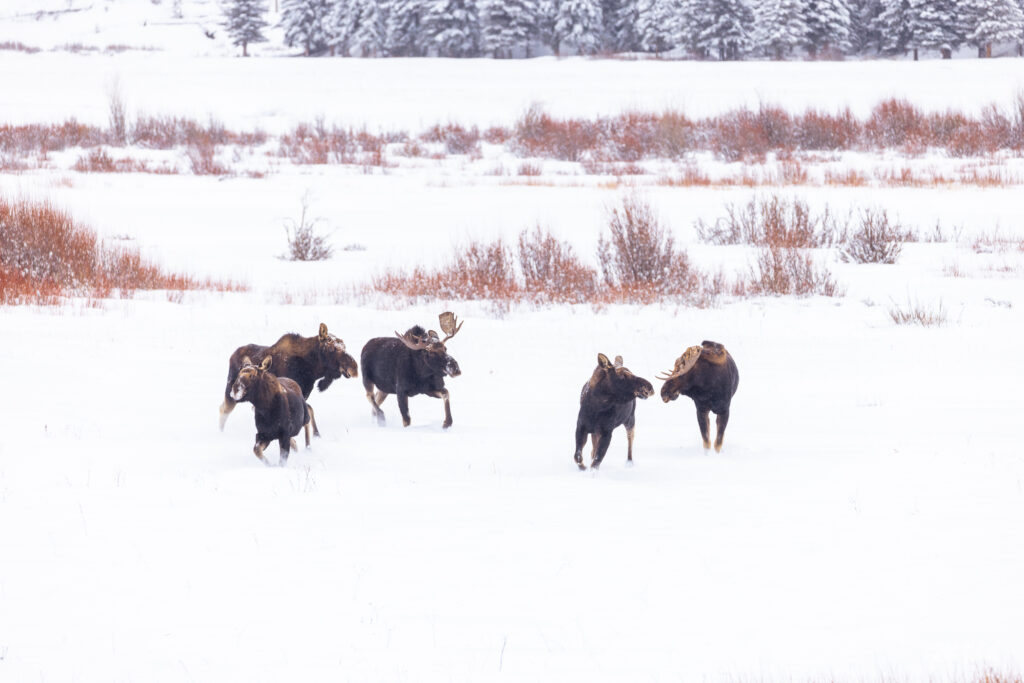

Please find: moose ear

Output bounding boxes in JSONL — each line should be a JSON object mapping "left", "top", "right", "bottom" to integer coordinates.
{"left": 597, "top": 353, "right": 612, "bottom": 368}
{"left": 260, "top": 356, "right": 272, "bottom": 371}
{"left": 613, "top": 355, "right": 624, "bottom": 368}
{"left": 319, "top": 323, "right": 328, "bottom": 340}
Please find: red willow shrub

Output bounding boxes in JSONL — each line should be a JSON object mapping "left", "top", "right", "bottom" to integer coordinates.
{"left": 0, "top": 197, "right": 244, "bottom": 305}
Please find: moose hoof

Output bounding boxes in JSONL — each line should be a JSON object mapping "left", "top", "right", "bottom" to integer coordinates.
{"left": 625, "top": 459, "right": 634, "bottom": 468}
{"left": 702, "top": 440, "right": 712, "bottom": 450}
{"left": 402, "top": 418, "right": 411, "bottom": 427}
{"left": 714, "top": 442, "right": 723, "bottom": 453}
{"left": 442, "top": 420, "right": 452, "bottom": 429}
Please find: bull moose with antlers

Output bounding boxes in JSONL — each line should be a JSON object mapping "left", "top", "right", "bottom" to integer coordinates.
{"left": 658, "top": 340, "right": 739, "bottom": 452}
{"left": 360, "top": 312, "right": 464, "bottom": 429}
{"left": 573, "top": 353, "right": 655, "bottom": 470}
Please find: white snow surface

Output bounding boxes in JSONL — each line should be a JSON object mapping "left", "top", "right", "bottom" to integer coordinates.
{"left": 2, "top": 38, "right": 1024, "bottom": 683}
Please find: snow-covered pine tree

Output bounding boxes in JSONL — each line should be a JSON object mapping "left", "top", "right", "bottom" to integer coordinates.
{"left": 848, "top": 0, "right": 884, "bottom": 53}
{"left": 962, "top": 0, "right": 1024, "bottom": 57}
{"left": 636, "top": 0, "right": 679, "bottom": 54}
{"left": 873, "top": 0, "right": 912, "bottom": 54}
{"left": 222, "top": 0, "right": 269, "bottom": 56}
{"left": 752, "top": 0, "right": 808, "bottom": 59}
{"left": 555, "top": 0, "right": 604, "bottom": 54}
{"left": 387, "top": 0, "right": 429, "bottom": 56}
{"left": 537, "top": 0, "right": 563, "bottom": 54}
{"left": 423, "top": 0, "right": 481, "bottom": 57}
{"left": 280, "top": 0, "right": 333, "bottom": 55}
{"left": 327, "top": 0, "right": 353, "bottom": 55}
{"left": 691, "top": 0, "right": 754, "bottom": 60}
{"left": 480, "top": 0, "right": 539, "bottom": 57}
{"left": 348, "top": 0, "right": 389, "bottom": 56}
{"left": 916, "top": 0, "right": 960, "bottom": 58}
{"left": 600, "top": 0, "right": 638, "bottom": 52}
{"left": 802, "top": 0, "right": 852, "bottom": 57}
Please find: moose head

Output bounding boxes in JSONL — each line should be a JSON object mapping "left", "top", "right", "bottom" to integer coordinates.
{"left": 230, "top": 356, "right": 273, "bottom": 401}
{"left": 316, "top": 322, "right": 359, "bottom": 391}
{"left": 591, "top": 353, "right": 654, "bottom": 401}
{"left": 394, "top": 312, "right": 463, "bottom": 378}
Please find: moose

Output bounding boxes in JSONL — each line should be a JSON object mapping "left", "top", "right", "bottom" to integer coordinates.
{"left": 228, "top": 356, "right": 311, "bottom": 466}
{"left": 360, "top": 312, "right": 463, "bottom": 429}
{"left": 219, "top": 323, "right": 358, "bottom": 437}
{"left": 658, "top": 340, "right": 739, "bottom": 452}
{"left": 573, "top": 353, "right": 654, "bottom": 470}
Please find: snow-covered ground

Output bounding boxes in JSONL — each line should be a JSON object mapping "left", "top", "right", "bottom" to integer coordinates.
{"left": 3, "top": 31, "right": 1024, "bottom": 683}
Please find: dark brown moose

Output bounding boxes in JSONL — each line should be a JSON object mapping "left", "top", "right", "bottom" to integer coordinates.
{"left": 573, "top": 353, "right": 654, "bottom": 470}
{"left": 360, "top": 312, "right": 463, "bottom": 429}
{"left": 658, "top": 340, "right": 739, "bottom": 452}
{"left": 219, "top": 323, "right": 358, "bottom": 436}
{"left": 229, "top": 356, "right": 311, "bottom": 466}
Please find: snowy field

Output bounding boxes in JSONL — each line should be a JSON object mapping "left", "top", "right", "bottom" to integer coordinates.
{"left": 3, "top": 19, "right": 1024, "bottom": 682}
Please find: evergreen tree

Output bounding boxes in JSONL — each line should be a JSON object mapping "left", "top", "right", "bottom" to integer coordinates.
{"left": 752, "top": 0, "right": 808, "bottom": 59}
{"left": 424, "top": 0, "right": 481, "bottom": 57}
{"left": 280, "top": 0, "right": 333, "bottom": 55}
{"left": 222, "top": 0, "right": 269, "bottom": 56}
{"left": 556, "top": 0, "right": 605, "bottom": 54}
{"left": 916, "top": 0, "right": 960, "bottom": 58}
{"left": 348, "top": 0, "right": 389, "bottom": 56}
{"left": 327, "top": 0, "right": 353, "bottom": 55}
{"left": 690, "top": 0, "right": 754, "bottom": 60}
{"left": 803, "top": 0, "right": 851, "bottom": 57}
{"left": 849, "top": 0, "right": 884, "bottom": 53}
{"left": 962, "top": 0, "right": 1024, "bottom": 57}
{"left": 480, "top": 0, "right": 539, "bottom": 57}
{"left": 387, "top": 0, "right": 429, "bottom": 56}
{"left": 600, "top": 0, "right": 639, "bottom": 51}
{"left": 636, "top": 0, "right": 679, "bottom": 54}
{"left": 538, "top": 0, "right": 564, "bottom": 54}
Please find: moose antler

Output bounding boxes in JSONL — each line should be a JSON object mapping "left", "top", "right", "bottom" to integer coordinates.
{"left": 655, "top": 345, "right": 703, "bottom": 381}
{"left": 395, "top": 329, "right": 433, "bottom": 350}
{"left": 438, "top": 312, "right": 463, "bottom": 343}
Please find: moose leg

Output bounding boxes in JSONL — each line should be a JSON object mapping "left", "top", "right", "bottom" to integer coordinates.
{"left": 591, "top": 432, "right": 613, "bottom": 470}
{"left": 625, "top": 414, "right": 637, "bottom": 464}
{"left": 279, "top": 437, "right": 291, "bottom": 467}
{"left": 714, "top": 409, "right": 730, "bottom": 452}
{"left": 426, "top": 389, "right": 453, "bottom": 429}
{"left": 219, "top": 396, "right": 236, "bottom": 431}
{"left": 374, "top": 389, "right": 388, "bottom": 406}
{"left": 573, "top": 423, "right": 589, "bottom": 470}
{"left": 696, "top": 406, "right": 712, "bottom": 450}
{"left": 397, "top": 393, "right": 411, "bottom": 427}
{"left": 253, "top": 439, "right": 271, "bottom": 465}
{"left": 306, "top": 404, "right": 320, "bottom": 438}
{"left": 365, "top": 388, "right": 386, "bottom": 426}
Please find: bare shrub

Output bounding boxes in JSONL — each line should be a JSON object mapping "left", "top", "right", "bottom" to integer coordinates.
{"left": 865, "top": 98, "right": 926, "bottom": 149}
{"left": 518, "top": 226, "right": 597, "bottom": 304}
{"left": 695, "top": 195, "right": 846, "bottom": 248}
{"left": 422, "top": 123, "right": 480, "bottom": 155}
{"left": 282, "top": 194, "right": 333, "bottom": 261}
{"left": 0, "top": 197, "right": 243, "bottom": 304}
{"left": 743, "top": 245, "right": 842, "bottom": 297}
{"left": 187, "top": 140, "right": 229, "bottom": 175}
{"left": 597, "top": 194, "right": 679, "bottom": 288}
{"left": 442, "top": 239, "right": 518, "bottom": 301}
{"left": 795, "top": 108, "right": 861, "bottom": 150}
{"left": 841, "top": 208, "right": 909, "bottom": 264}
{"left": 107, "top": 79, "right": 128, "bottom": 146}
{"left": 512, "top": 104, "right": 599, "bottom": 161}
{"left": 889, "top": 298, "right": 946, "bottom": 326}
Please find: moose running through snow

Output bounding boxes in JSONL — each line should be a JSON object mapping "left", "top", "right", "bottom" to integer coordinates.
{"left": 573, "top": 353, "right": 654, "bottom": 470}
{"left": 229, "top": 356, "right": 311, "bottom": 466}
{"left": 219, "top": 323, "right": 358, "bottom": 437}
{"left": 360, "top": 312, "right": 464, "bottom": 429}
{"left": 658, "top": 340, "right": 739, "bottom": 452}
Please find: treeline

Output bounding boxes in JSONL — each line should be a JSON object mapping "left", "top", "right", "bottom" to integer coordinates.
{"left": 222, "top": 0, "right": 1024, "bottom": 60}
